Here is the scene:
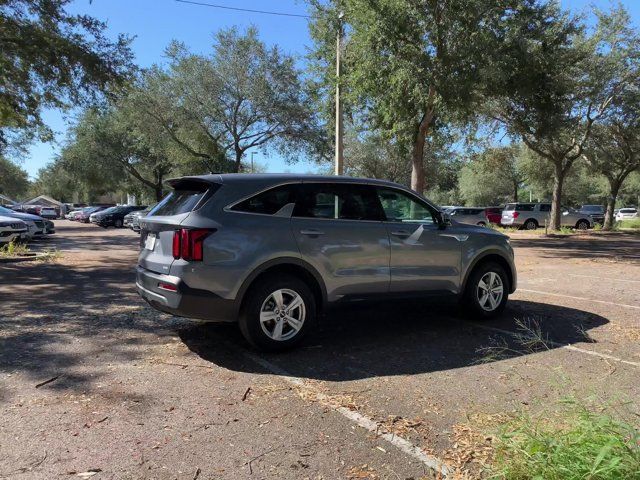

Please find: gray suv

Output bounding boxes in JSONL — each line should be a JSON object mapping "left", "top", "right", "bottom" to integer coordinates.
{"left": 501, "top": 203, "right": 592, "bottom": 230}
{"left": 137, "top": 174, "right": 517, "bottom": 350}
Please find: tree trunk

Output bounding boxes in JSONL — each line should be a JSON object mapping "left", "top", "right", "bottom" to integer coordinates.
{"left": 410, "top": 113, "right": 435, "bottom": 193}
{"left": 549, "top": 161, "right": 565, "bottom": 231}
{"left": 410, "top": 133, "right": 426, "bottom": 194}
{"left": 234, "top": 146, "right": 243, "bottom": 173}
{"left": 604, "top": 177, "right": 623, "bottom": 231}
{"left": 513, "top": 180, "right": 519, "bottom": 202}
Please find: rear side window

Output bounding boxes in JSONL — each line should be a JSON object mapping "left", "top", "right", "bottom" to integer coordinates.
{"left": 150, "top": 183, "right": 217, "bottom": 216}
{"left": 294, "top": 184, "right": 384, "bottom": 221}
{"left": 517, "top": 204, "right": 536, "bottom": 212}
{"left": 232, "top": 184, "right": 299, "bottom": 215}
{"left": 538, "top": 204, "right": 551, "bottom": 212}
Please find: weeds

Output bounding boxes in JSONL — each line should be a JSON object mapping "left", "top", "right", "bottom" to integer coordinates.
{"left": 486, "top": 400, "right": 640, "bottom": 480}
{"left": 475, "top": 317, "right": 551, "bottom": 363}
{"left": 0, "top": 242, "right": 60, "bottom": 261}
{"left": 0, "top": 241, "right": 31, "bottom": 257}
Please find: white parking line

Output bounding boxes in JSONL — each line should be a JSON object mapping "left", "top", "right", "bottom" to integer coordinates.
{"left": 569, "top": 273, "right": 640, "bottom": 284}
{"left": 517, "top": 289, "right": 640, "bottom": 310}
{"left": 471, "top": 323, "right": 640, "bottom": 368}
{"left": 241, "top": 350, "right": 451, "bottom": 477}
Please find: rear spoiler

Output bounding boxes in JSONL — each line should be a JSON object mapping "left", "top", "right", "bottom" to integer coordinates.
{"left": 165, "top": 175, "right": 223, "bottom": 190}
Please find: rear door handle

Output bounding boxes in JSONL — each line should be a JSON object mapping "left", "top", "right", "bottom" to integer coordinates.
{"left": 300, "top": 229, "right": 325, "bottom": 236}
{"left": 391, "top": 230, "right": 411, "bottom": 237}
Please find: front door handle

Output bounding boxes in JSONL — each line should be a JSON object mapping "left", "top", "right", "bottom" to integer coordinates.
{"left": 390, "top": 230, "right": 411, "bottom": 237}
{"left": 300, "top": 229, "right": 325, "bottom": 236}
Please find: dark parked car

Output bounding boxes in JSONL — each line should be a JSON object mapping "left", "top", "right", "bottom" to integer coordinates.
{"left": 137, "top": 174, "right": 517, "bottom": 351}
{"left": 91, "top": 205, "right": 147, "bottom": 228}
{"left": 578, "top": 205, "right": 605, "bottom": 225}
{"left": 76, "top": 206, "right": 110, "bottom": 223}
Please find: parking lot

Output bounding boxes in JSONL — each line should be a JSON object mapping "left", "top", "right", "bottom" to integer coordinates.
{"left": 1, "top": 221, "right": 639, "bottom": 479}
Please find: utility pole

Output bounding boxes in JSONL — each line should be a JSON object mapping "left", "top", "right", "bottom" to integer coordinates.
{"left": 334, "top": 12, "right": 344, "bottom": 176}
{"left": 250, "top": 152, "right": 256, "bottom": 173}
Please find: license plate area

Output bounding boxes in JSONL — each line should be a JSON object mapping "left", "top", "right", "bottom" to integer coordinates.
{"left": 144, "top": 233, "right": 157, "bottom": 250}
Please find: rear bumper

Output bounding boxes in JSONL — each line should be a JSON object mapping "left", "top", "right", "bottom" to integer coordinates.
{"left": 136, "top": 266, "right": 236, "bottom": 322}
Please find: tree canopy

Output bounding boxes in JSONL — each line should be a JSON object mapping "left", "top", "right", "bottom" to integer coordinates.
{"left": 0, "top": 0, "right": 134, "bottom": 153}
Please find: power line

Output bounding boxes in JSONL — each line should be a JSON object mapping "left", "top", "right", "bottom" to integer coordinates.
{"left": 174, "top": 0, "right": 311, "bottom": 19}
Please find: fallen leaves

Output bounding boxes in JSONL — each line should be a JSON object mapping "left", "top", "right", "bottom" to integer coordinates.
{"left": 347, "top": 464, "right": 378, "bottom": 479}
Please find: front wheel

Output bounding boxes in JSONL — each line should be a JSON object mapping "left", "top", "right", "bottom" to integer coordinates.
{"left": 239, "top": 275, "right": 316, "bottom": 351}
{"left": 576, "top": 220, "right": 590, "bottom": 230}
{"left": 114, "top": 219, "right": 123, "bottom": 228}
{"left": 462, "top": 262, "right": 509, "bottom": 319}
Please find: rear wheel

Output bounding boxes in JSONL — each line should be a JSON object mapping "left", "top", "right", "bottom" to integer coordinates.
{"left": 239, "top": 275, "right": 316, "bottom": 351}
{"left": 523, "top": 219, "right": 538, "bottom": 230}
{"left": 114, "top": 219, "right": 123, "bottom": 228}
{"left": 477, "top": 221, "right": 486, "bottom": 227}
{"left": 462, "top": 262, "right": 509, "bottom": 319}
{"left": 576, "top": 219, "right": 590, "bottom": 230}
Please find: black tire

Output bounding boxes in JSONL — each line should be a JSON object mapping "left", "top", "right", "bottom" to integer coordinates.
{"left": 114, "top": 219, "right": 123, "bottom": 228}
{"left": 576, "top": 219, "right": 590, "bottom": 230}
{"left": 477, "top": 221, "right": 486, "bottom": 227}
{"left": 523, "top": 219, "right": 538, "bottom": 230}
{"left": 461, "top": 261, "right": 509, "bottom": 319}
{"left": 239, "top": 274, "right": 316, "bottom": 351}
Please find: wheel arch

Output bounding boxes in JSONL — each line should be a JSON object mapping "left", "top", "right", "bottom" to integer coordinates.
{"left": 235, "top": 257, "right": 328, "bottom": 315}
{"left": 461, "top": 251, "right": 516, "bottom": 295}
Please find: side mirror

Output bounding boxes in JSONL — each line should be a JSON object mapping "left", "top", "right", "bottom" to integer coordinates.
{"left": 435, "top": 211, "right": 450, "bottom": 229}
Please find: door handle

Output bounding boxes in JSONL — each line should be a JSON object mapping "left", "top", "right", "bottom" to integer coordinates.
{"left": 300, "top": 229, "right": 325, "bottom": 236}
{"left": 391, "top": 230, "right": 411, "bottom": 237}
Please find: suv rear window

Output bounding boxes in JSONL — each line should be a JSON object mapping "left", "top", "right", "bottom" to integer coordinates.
{"left": 150, "top": 182, "right": 217, "bottom": 216}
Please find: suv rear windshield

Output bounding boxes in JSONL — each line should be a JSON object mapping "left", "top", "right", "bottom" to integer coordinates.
{"left": 150, "top": 182, "right": 218, "bottom": 216}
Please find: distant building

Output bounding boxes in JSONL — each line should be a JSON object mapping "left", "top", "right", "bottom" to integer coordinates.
{"left": 21, "top": 195, "right": 66, "bottom": 215}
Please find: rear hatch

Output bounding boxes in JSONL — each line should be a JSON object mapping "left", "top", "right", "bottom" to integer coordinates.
{"left": 138, "top": 178, "right": 220, "bottom": 275}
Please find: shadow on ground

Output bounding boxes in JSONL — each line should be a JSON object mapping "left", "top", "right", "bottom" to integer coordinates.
{"left": 510, "top": 232, "right": 640, "bottom": 262}
{"left": 179, "top": 298, "right": 608, "bottom": 382}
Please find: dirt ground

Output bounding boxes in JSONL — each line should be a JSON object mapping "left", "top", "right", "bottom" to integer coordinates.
{"left": 1, "top": 222, "right": 639, "bottom": 479}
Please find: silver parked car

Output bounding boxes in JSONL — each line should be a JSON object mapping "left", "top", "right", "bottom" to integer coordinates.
{"left": 447, "top": 207, "right": 488, "bottom": 226}
{"left": 137, "top": 174, "right": 517, "bottom": 351}
{"left": 501, "top": 203, "right": 592, "bottom": 230}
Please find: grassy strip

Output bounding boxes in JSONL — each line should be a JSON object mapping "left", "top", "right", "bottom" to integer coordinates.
{"left": 0, "top": 241, "right": 31, "bottom": 256}
{"left": 486, "top": 400, "right": 640, "bottom": 480}
{"left": 617, "top": 218, "right": 640, "bottom": 229}
{"left": 0, "top": 241, "right": 60, "bottom": 261}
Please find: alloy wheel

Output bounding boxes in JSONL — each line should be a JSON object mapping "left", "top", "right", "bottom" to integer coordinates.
{"left": 259, "top": 288, "right": 306, "bottom": 341}
{"left": 477, "top": 272, "right": 504, "bottom": 312}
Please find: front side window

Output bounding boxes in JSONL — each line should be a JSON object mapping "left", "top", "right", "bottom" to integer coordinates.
{"left": 538, "top": 204, "right": 551, "bottom": 212}
{"left": 376, "top": 188, "right": 436, "bottom": 224}
{"left": 232, "top": 184, "right": 299, "bottom": 215}
{"left": 294, "top": 184, "right": 384, "bottom": 221}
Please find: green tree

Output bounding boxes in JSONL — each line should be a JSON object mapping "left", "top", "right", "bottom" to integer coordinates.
{"left": 0, "top": 155, "right": 30, "bottom": 199}
{"left": 0, "top": 0, "right": 134, "bottom": 152}
{"left": 308, "top": 0, "right": 544, "bottom": 194}
{"left": 131, "top": 28, "right": 324, "bottom": 173}
{"left": 459, "top": 145, "right": 523, "bottom": 206}
{"left": 583, "top": 121, "right": 640, "bottom": 229}
{"left": 489, "top": 4, "right": 638, "bottom": 229}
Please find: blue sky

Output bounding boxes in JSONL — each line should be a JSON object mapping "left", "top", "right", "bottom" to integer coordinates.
{"left": 21, "top": 0, "right": 640, "bottom": 179}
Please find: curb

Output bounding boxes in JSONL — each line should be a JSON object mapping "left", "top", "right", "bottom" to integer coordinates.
{"left": 0, "top": 253, "right": 48, "bottom": 263}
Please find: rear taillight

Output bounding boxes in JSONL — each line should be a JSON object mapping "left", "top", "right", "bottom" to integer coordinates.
{"left": 512, "top": 212, "right": 520, "bottom": 219}
{"left": 172, "top": 228, "right": 213, "bottom": 261}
